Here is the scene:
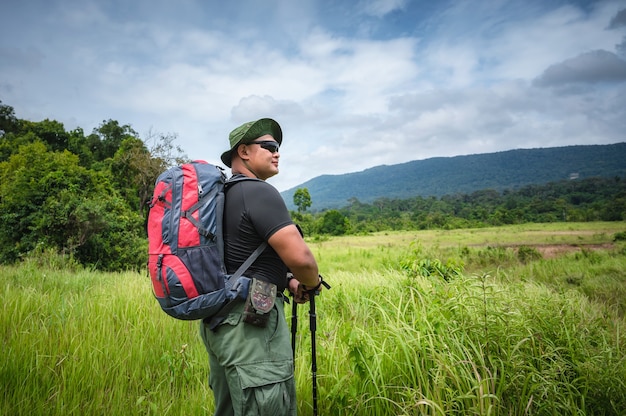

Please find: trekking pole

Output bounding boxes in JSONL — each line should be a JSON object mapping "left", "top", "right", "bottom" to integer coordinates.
{"left": 309, "top": 288, "right": 319, "bottom": 415}
{"left": 308, "top": 276, "right": 331, "bottom": 416}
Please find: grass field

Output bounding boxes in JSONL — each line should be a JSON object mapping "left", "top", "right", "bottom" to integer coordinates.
{"left": 2, "top": 222, "right": 625, "bottom": 415}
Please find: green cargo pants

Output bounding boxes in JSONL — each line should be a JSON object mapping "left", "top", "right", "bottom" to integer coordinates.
{"left": 200, "top": 297, "right": 296, "bottom": 416}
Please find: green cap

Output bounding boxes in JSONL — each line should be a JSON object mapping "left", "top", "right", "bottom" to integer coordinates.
{"left": 220, "top": 118, "right": 283, "bottom": 167}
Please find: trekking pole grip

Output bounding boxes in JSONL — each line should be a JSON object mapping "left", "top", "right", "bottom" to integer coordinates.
{"left": 308, "top": 274, "right": 331, "bottom": 296}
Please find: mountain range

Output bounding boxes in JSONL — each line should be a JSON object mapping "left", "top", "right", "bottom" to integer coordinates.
{"left": 281, "top": 142, "right": 626, "bottom": 211}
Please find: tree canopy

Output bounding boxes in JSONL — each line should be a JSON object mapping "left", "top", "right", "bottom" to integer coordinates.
{"left": 0, "top": 101, "right": 186, "bottom": 271}
{"left": 293, "top": 188, "right": 312, "bottom": 213}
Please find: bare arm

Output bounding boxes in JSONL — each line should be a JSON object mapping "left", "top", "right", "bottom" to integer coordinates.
{"left": 268, "top": 224, "right": 319, "bottom": 288}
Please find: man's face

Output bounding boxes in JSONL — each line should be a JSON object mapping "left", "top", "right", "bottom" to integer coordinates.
{"left": 243, "top": 134, "right": 280, "bottom": 180}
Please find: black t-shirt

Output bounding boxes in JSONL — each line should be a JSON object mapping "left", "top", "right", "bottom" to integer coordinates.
{"left": 223, "top": 177, "right": 293, "bottom": 291}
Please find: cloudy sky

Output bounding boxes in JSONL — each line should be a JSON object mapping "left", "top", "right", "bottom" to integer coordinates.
{"left": 1, "top": 0, "right": 625, "bottom": 192}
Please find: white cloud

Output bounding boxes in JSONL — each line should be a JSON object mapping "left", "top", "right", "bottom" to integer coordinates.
{"left": 1, "top": 0, "right": 626, "bottom": 193}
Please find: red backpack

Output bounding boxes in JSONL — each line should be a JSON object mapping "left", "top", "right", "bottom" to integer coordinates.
{"left": 147, "top": 161, "right": 265, "bottom": 320}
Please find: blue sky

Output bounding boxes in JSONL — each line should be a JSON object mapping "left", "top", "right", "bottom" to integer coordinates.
{"left": 1, "top": 0, "right": 625, "bottom": 191}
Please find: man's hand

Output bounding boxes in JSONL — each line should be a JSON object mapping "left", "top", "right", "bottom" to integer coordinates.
{"left": 289, "top": 278, "right": 309, "bottom": 304}
{"left": 288, "top": 274, "right": 325, "bottom": 303}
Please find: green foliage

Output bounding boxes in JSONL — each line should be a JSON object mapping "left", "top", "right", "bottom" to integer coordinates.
{"left": 614, "top": 231, "right": 626, "bottom": 242}
{"left": 0, "top": 102, "right": 193, "bottom": 271}
{"left": 19, "top": 119, "right": 70, "bottom": 152}
{"left": 0, "top": 142, "right": 146, "bottom": 270}
{"left": 293, "top": 187, "right": 312, "bottom": 213}
{"left": 319, "top": 209, "right": 350, "bottom": 235}
{"left": 461, "top": 246, "right": 520, "bottom": 271}
{"left": 400, "top": 242, "right": 464, "bottom": 281}
{"left": 290, "top": 211, "right": 316, "bottom": 237}
{"left": 21, "top": 245, "right": 83, "bottom": 272}
{"left": 111, "top": 137, "right": 159, "bottom": 215}
{"left": 516, "top": 245, "right": 542, "bottom": 263}
{"left": 320, "top": 177, "right": 626, "bottom": 234}
{"left": 89, "top": 119, "right": 138, "bottom": 162}
{"left": 0, "top": 105, "right": 163, "bottom": 270}
{"left": 405, "top": 257, "right": 463, "bottom": 281}
{"left": 0, "top": 100, "right": 18, "bottom": 136}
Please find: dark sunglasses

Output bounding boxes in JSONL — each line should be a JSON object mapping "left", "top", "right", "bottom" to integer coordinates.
{"left": 249, "top": 140, "right": 280, "bottom": 153}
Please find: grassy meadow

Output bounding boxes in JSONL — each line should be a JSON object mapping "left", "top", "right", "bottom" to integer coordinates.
{"left": 2, "top": 222, "right": 626, "bottom": 415}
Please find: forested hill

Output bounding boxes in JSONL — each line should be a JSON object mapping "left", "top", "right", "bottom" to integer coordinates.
{"left": 281, "top": 143, "right": 626, "bottom": 210}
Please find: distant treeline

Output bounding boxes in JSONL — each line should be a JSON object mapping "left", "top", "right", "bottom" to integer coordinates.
{"left": 292, "top": 176, "right": 626, "bottom": 236}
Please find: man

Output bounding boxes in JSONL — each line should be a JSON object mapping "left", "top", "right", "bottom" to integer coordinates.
{"left": 200, "top": 118, "right": 322, "bottom": 415}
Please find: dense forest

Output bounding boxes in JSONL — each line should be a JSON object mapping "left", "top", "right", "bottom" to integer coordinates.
{"left": 1, "top": 100, "right": 624, "bottom": 271}
{"left": 291, "top": 176, "right": 626, "bottom": 236}
{"left": 0, "top": 100, "right": 187, "bottom": 271}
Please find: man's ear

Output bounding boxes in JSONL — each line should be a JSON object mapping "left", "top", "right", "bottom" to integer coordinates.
{"left": 237, "top": 144, "right": 249, "bottom": 160}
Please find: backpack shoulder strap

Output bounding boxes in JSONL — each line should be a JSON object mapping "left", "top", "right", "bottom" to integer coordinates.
{"left": 208, "top": 242, "right": 268, "bottom": 330}
{"left": 223, "top": 173, "right": 267, "bottom": 284}
{"left": 225, "top": 174, "right": 263, "bottom": 187}
{"left": 226, "top": 242, "right": 267, "bottom": 285}
{"left": 208, "top": 176, "right": 270, "bottom": 329}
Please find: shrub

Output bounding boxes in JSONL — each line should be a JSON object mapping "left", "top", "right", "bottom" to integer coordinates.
{"left": 517, "top": 245, "right": 542, "bottom": 263}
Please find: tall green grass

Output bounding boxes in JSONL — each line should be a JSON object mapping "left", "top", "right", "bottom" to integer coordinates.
{"left": 307, "top": 270, "right": 625, "bottom": 415}
{"left": 2, "top": 223, "right": 626, "bottom": 415}
{"left": 1, "top": 259, "right": 212, "bottom": 415}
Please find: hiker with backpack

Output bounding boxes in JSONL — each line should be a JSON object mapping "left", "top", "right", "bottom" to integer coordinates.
{"left": 199, "top": 118, "right": 324, "bottom": 415}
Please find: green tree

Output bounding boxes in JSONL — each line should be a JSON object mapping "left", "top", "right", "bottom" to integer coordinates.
{"left": 319, "top": 209, "right": 350, "bottom": 235}
{"left": 0, "top": 100, "right": 18, "bottom": 136}
{"left": 66, "top": 127, "right": 95, "bottom": 168}
{"left": 0, "top": 130, "right": 36, "bottom": 163}
{"left": 89, "top": 119, "right": 138, "bottom": 162}
{"left": 290, "top": 211, "right": 316, "bottom": 237}
{"left": 110, "top": 131, "right": 188, "bottom": 216}
{"left": 0, "top": 142, "right": 145, "bottom": 270}
{"left": 111, "top": 137, "right": 157, "bottom": 215}
{"left": 19, "top": 119, "right": 70, "bottom": 152}
{"left": 293, "top": 187, "right": 312, "bottom": 213}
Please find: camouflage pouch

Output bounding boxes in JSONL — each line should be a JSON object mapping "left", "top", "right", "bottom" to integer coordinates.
{"left": 242, "top": 278, "right": 277, "bottom": 327}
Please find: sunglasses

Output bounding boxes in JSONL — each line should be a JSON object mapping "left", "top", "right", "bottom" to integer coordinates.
{"left": 249, "top": 140, "right": 280, "bottom": 153}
